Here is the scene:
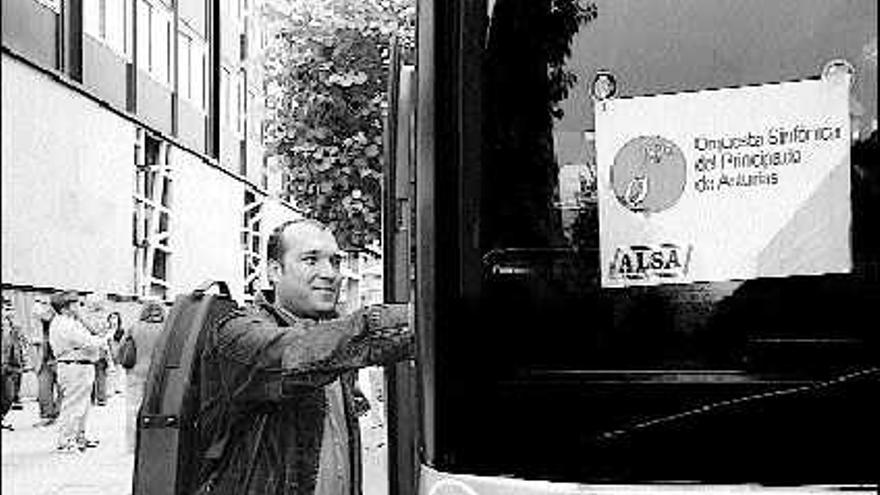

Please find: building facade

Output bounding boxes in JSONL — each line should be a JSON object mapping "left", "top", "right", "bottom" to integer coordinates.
{"left": 2, "top": 0, "right": 301, "bottom": 343}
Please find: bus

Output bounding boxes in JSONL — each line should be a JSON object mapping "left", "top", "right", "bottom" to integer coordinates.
{"left": 383, "top": 1, "right": 879, "bottom": 494}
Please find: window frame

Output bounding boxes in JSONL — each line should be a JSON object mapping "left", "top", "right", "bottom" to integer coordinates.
{"left": 83, "top": 0, "right": 134, "bottom": 60}
{"left": 136, "top": 0, "right": 174, "bottom": 88}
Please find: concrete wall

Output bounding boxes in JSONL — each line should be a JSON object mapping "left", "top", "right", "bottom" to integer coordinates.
{"left": 2, "top": 54, "right": 136, "bottom": 295}
{"left": 170, "top": 148, "right": 246, "bottom": 301}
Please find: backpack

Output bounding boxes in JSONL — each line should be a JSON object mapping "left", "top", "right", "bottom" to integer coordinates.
{"left": 132, "top": 281, "right": 240, "bottom": 495}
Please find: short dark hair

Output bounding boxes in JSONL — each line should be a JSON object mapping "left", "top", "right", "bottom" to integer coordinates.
{"left": 266, "top": 218, "right": 331, "bottom": 265}
{"left": 107, "top": 311, "right": 123, "bottom": 326}
{"left": 49, "top": 291, "right": 79, "bottom": 314}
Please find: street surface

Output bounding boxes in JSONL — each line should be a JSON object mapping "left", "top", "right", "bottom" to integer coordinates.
{"left": 2, "top": 375, "right": 389, "bottom": 495}
{"left": 2, "top": 393, "right": 134, "bottom": 495}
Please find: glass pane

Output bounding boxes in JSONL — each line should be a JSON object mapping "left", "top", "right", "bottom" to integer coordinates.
{"left": 152, "top": 250, "right": 167, "bottom": 280}
{"left": 158, "top": 211, "right": 169, "bottom": 233}
{"left": 221, "top": 68, "right": 230, "bottom": 126}
{"left": 200, "top": 53, "right": 207, "bottom": 109}
{"left": 149, "top": 283, "right": 166, "bottom": 300}
{"left": 442, "top": 0, "right": 879, "bottom": 485}
{"left": 178, "top": 33, "right": 191, "bottom": 99}
{"left": 137, "top": 0, "right": 151, "bottom": 70}
{"left": 151, "top": 6, "right": 169, "bottom": 83}
{"left": 191, "top": 39, "right": 202, "bottom": 104}
{"left": 238, "top": 71, "right": 246, "bottom": 134}
{"left": 83, "top": 0, "right": 100, "bottom": 39}
{"left": 161, "top": 176, "right": 171, "bottom": 207}
{"left": 124, "top": 0, "right": 133, "bottom": 57}
{"left": 105, "top": 0, "right": 126, "bottom": 54}
{"left": 478, "top": 0, "right": 879, "bottom": 372}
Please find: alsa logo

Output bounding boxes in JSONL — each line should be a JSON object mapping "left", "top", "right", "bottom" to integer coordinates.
{"left": 609, "top": 243, "right": 693, "bottom": 281}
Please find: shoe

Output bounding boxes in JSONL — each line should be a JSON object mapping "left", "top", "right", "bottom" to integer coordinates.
{"left": 78, "top": 438, "right": 100, "bottom": 449}
{"left": 96, "top": 401, "right": 107, "bottom": 407}
{"left": 1, "top": 423, "right": 13, "bottom": 431}
{"left": 33, "top": 418, "right": 56, "bottom": 428}
{"left": 10, "top": 403, "right": 23, "bottom": 411}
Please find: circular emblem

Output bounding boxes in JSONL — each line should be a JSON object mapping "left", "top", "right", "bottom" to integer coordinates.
{"left": 611, "top": 136, "right": 686, "bottom": 214}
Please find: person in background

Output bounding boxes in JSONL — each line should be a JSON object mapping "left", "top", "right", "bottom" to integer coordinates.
{"left": 83, "top": 294, "right": 110, "bottom": 407}
{"left": 49, "top": 291, "right": 105, "bottom": 454}
{"left": 2, "top": 297, "right": 25, "bottom": 431}
{"left": 124, "top": 300, "right": 166, "bottom": 452}
{"left": 106, "top": 311, "right": 126, "bottom": 395}
{"left": 32, "top": 300, "right": 60, "bottom": 427}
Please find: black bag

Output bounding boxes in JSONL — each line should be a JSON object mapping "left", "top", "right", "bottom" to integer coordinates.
{"left": 119, "top": 335, "right": 137, "bottom": 369}
{"left": 132, "top": 281, "right": 240, "bottom": 495}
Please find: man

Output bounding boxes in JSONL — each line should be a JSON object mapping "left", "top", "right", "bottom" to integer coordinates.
{"left": 49, "top": 291, "right": 105, "bottom": 453}
{"left": 82, "top": 293, "right": 110, "bottom": 406}
{"left": 195, "top": 219, "right": 414, "bottom": 495}
{"left": 32, "top": 299, "right": 60, "bottom": 427}
{"left": 1, "top": 297, "right": 24, "bottom": 430}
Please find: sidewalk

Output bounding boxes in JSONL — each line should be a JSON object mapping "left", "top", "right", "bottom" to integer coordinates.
{"left": 1, "top": 393, "right": 134, "bottom": 495}
{"left": 2, "top": 387, "right": 389, "bottom": 495}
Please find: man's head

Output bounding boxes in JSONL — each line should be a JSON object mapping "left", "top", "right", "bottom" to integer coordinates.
{"left": 138, "top": 300, "right": 166, "bottom": 323}
{"left": 32, "top": 299, "right": 55, "bottom": 322}
{"left": 267, "top": 219, "right": 343, "bottom": 319}
{"left": 50, "top": 291, "right": 81, "bottom": 316}
{"left": 84, "top": 293, "right": 105, "bottom": 314}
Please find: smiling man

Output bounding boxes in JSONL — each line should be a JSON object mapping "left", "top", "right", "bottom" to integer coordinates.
{"left": 195, "top": 218, "right": 413, "bottom": 495}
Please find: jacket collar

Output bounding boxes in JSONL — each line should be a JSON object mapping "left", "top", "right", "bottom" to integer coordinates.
{"left": 253, "top": 289, "right": 339, "bottom": 325}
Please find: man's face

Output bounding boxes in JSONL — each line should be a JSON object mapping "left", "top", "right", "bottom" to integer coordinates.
{"left": 84, "top": 295, "right": 104, "bottom": 314}
{"left": 269, "top": 223, "right": 343, "bottom": 319}
{"left": 61, "top": 299, "right": 82, "bottom": 318}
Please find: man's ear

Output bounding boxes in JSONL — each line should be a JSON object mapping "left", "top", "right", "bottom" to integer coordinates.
{"left": 268, "top": 258, "right": 283, "bottom": 285}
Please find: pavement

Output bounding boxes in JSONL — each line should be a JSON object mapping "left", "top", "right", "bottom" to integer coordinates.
{"left": 2, "top": 375, "right": 389, "bottom": 495}
{"left": 1, "top": 392, "right": 135, "bottom": 495}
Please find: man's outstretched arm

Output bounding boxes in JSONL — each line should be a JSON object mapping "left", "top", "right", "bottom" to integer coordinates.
{"left": 212, "top": 304, "right": 413, "bottom": 403}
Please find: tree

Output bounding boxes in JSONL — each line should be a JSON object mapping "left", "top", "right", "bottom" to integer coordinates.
{"left": 263, "top": 0, "right": 415, "bottom": 249}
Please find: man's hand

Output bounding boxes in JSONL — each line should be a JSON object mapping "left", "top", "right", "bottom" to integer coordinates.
{"left": 363, "top": 304, "right": 410, "bottom": 333}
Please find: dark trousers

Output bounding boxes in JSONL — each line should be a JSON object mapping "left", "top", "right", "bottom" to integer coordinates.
{"left": 38, "top": 363, "right": 60, "bottom": 419}
{"left": 92, "top": 359, "right": 108, "bottom": 404}
{"left": 1, "top": 370, "right": 18, "bottom": 420}
{"left": 11, "top": 371, "right": 22, "bottom": 404}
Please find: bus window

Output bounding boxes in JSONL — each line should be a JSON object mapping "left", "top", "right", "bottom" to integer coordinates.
{"left": 419, "top": 0, "right": 879, "bottom": 486}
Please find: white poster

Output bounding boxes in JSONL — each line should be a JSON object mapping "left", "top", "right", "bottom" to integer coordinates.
{"left": 595, "top": 76, "right": 851, "bottom": 287}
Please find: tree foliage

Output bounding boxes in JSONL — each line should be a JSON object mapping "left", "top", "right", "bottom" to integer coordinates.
{"left": 263, "top": 0, "right": 415, "bottom": 249}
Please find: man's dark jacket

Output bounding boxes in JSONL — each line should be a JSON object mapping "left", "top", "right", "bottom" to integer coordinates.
{"left": 194, "top": 294, "right": 412, "bottom": 495}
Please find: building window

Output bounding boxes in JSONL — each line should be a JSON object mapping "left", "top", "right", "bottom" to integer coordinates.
{"left": 238, "top": 70, "right": 247, "bottom": 136}
{"left": 201, "top": 53, "right": 207, "bottom": 110}
{"left": 178, "top": 25, "right": 207, "bottom": 111}
{"left": 136, "top": 0, "right": 172, "bottom": 86}
{"left": 178, "top": 32, "right": 191, "bottom": 99}
{"left": 221, "top": 67, "right": 232, "bottom": 128}
{"left": 83, "top": 0, "right": 133, "bottom": 59}
{"left": 136, "top": 0, "right": 151, "bottom": 70}
{"left": 242, "top": 190, "right": 263, "bottom": 299}
{"left": 133, "top": 129, "right": 173, "bottom": 300}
